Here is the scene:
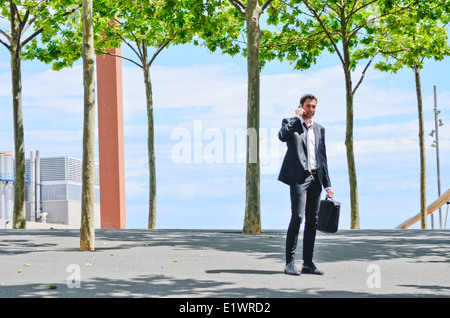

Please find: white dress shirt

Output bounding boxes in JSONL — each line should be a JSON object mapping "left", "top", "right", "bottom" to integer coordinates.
{"left": 298, "top": 116, "right": 317, "bottom": 171}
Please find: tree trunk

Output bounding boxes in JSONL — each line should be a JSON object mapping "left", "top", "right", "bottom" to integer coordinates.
{"left": 10, "top": 2, "right": 26, "bottom": 229}
{"left": 80, "top": 0, "right": 96, "bottom": 250}
{"left": 243, "top": 0, "right": 262, "bottom": 234}
{"left": 413, "top": 66, "right": 427, "bottom": 229}
{"left": 341, "top": 35, "right": 360, "bottom": 229}
{"left": 143, "top": 62, "right": 157, "bottom": 229}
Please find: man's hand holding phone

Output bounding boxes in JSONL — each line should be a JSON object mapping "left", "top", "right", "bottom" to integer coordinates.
{"left": 295, "top": 107, "right": 306, "bottom": 117}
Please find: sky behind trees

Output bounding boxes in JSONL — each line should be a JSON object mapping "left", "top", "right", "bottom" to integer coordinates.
{"left": 0, "top": 19, "right": 449, "bottom": 230}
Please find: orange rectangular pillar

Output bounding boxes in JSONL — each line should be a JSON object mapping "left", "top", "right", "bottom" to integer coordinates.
{"left": 96, "top": 48, "right": 126, "bottom": 229}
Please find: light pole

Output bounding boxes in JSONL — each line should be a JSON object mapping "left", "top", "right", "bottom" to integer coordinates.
{"left": 430, "top": 85, "right": 444, "bottom": 229}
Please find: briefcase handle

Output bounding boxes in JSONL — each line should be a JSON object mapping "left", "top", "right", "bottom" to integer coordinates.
{"left": 323, "top": 196, "right": 341, "bottom": 206}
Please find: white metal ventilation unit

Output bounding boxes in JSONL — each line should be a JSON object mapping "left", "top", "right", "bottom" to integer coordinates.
{"left": 38, "top": 157, "right": 100, "bottom": 185}
{"left": 39, "top": 157, "right": 66, "bottom": 182}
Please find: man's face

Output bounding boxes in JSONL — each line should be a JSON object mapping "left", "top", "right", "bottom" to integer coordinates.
{"left": 301, "top": 98, "right": 317, "bottom": 119}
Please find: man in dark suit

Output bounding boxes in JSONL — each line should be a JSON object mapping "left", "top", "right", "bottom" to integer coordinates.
{"left": 278, "top": 94, "right": 334, "bottom": 276}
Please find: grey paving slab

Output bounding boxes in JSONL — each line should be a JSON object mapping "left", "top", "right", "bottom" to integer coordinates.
{"left": 0, "top": 229, "right": 449, "bottom": 298}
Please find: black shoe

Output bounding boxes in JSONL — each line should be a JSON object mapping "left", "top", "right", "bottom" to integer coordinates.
{"left": 302, "top": 262, "right": 324, "bottom": 275}
{"left": 284, "top": 262, "right": 301, "bottom": 276}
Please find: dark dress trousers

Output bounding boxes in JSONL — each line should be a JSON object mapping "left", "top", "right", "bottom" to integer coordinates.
{"left": 278, "top": 116, "right": 331, "bottom": 264}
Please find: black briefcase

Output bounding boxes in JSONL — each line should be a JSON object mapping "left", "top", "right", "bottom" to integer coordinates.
{"left": 317, "top": 197, "right": 340, "bottom": 233}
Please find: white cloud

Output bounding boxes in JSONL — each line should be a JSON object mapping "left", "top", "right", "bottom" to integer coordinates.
{"left": 125, "top": 180, "right": 148, "bottom": 199}
{"left": 22, "top": 66, "right": 83, "bottom": 97}
{"left": 158, "top": 171, "right": 244, "bottom": 201}
{"left": 2, "top": 62, "right": 431, "bottom": 137}
{"left": 0, "top": 72, "right": 11, "bottom": 95}
{"left": 121, "top": 63, "right": 247, "bottom": 125}
{"left": 261, "top": 64, "right": 427, "bottom": 126}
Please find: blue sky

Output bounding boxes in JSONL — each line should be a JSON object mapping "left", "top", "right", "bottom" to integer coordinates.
{"left": 0, "top": 26, "right": 449, "bottom": 230}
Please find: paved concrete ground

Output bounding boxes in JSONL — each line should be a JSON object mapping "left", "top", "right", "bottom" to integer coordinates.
{"left": 0, "top": 228, "right": 449, "bottom": 298}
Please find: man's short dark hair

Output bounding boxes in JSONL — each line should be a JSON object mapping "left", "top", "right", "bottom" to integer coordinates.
{"left": 300, "top": 94, "right": 317, "bottom": 106}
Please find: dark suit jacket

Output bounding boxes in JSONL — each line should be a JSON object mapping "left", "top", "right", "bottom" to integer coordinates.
{"left": 278, "top": 116, "right": 331, "bottom": 188}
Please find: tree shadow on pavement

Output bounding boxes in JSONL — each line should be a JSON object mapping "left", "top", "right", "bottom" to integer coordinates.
{"left": 2, "top": 273, "right": 446, "bottom": 298}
